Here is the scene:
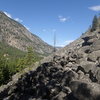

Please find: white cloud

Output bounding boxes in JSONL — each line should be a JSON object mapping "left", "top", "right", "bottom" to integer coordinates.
{"left": 15, "top": 18, "right": 23, "bottom": 23}
{"left": 89, "top": 5, "right": 100, "bottom": 11}
{"left": 24, "top": 25, "right": 30, "bottom": 30}
{"left": 58, "top": 44, "right": 65, "bottom": 47}
{"left": 42, "top": 29, "right": 46, "bottom": 32}
{"left": 58, "top": 40, "right": 74, "bottom": 47}
{"left": 65, "top": 40, "right": 74, "bottom": 44}
{"left": 58, "top": 15, "right": 70, "bottom": 22}
{"left": 52, "top": 29, "right": 56, "bottom": 32}
{"left": 4, "top": 11, "right": 23, "bottom": 23}
{"left": 4, "top": 12, "right": 12, "bottom": 18}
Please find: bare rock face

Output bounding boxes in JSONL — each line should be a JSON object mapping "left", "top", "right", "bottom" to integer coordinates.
{"left": 1, "top": 16, "right": 100, "bottom": 100}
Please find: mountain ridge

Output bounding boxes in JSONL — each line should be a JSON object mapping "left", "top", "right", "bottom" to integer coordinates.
{"left": 0, "top": 11, "right": 53, "bottom": 55}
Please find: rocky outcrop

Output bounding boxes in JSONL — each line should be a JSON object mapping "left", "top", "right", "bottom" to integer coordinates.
{"left": 0, "top": 61, "right": 78, "bottom": 100}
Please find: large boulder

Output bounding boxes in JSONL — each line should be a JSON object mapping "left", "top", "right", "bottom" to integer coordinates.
{"left": 79, "top": 61, "right": 95, "bottom": 73}
{"left": 87, "top": 50, "right": 100, "bottom": 62}
{"left": 70, "top": 80, "right": 100, "bottom": 100}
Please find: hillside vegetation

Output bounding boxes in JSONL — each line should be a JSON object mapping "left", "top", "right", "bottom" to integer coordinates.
{"left": 0, "top": 43, "right": 42, "bottom": 85}
{"left": 0, "top": 11, "right": 54, "bottom": 85}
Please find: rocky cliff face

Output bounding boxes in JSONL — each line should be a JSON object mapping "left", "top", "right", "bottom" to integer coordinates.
{"left": 0, "top": 11, "right": 53, "bottom": 55}
{"left": 0, "top": 16, "right": 100, "bottom": 100}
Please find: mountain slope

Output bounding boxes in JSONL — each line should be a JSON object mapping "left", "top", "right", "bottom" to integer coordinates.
{"left": 0, "top": 41, "right": 26, "bottom": 59}
{"left": 0, "top": 16, "right": 100, "bottom": 100}
{"left": 0, "top": 11, "right": 53, "bottom": 55}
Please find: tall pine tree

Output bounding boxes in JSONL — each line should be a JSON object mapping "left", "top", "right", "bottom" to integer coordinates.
{"left": 91, "top": 15, "right": 98, "bottom": 31}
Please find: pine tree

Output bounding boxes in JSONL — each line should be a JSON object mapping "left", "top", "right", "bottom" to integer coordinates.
{"left": 25, "top": 47, "right": 35, "bottom": 65}
{"left": 0, "top": 56, "right": 10, "bottom": 85}
{"left": 91, "top": 15, "right": 98, "bottom": 32}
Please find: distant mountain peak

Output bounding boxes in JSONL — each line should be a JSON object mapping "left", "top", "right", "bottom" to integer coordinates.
{"left": 0, "top": 11, "right": 53, "bottom": 55}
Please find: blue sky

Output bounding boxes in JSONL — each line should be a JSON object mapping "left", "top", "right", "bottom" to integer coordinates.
{"left": 0, "top": 0, "right": 100, "bottom": 47}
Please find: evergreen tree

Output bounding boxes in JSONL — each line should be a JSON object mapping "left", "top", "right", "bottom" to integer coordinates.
{"left": 16, "top": 47, "right": 36, "bottom": 71}
{"left": 91, "top": 15, "right": 98, "bottom": 31}
{"left": 0, "top": 56, "right": 10, "bottom": 85}
{"left": 0, "top": 46, "right": 42, "bottom": 85}
{"left": 25, "top": 47, "right": 35, "bottom": 65}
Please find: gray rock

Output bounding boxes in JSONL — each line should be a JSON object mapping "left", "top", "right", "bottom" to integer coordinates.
{"left": 70, "top": 80, "right": 100, "bottom": 100}
{"left": 96, "top": 69, "right": 100, "bottom": 84}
